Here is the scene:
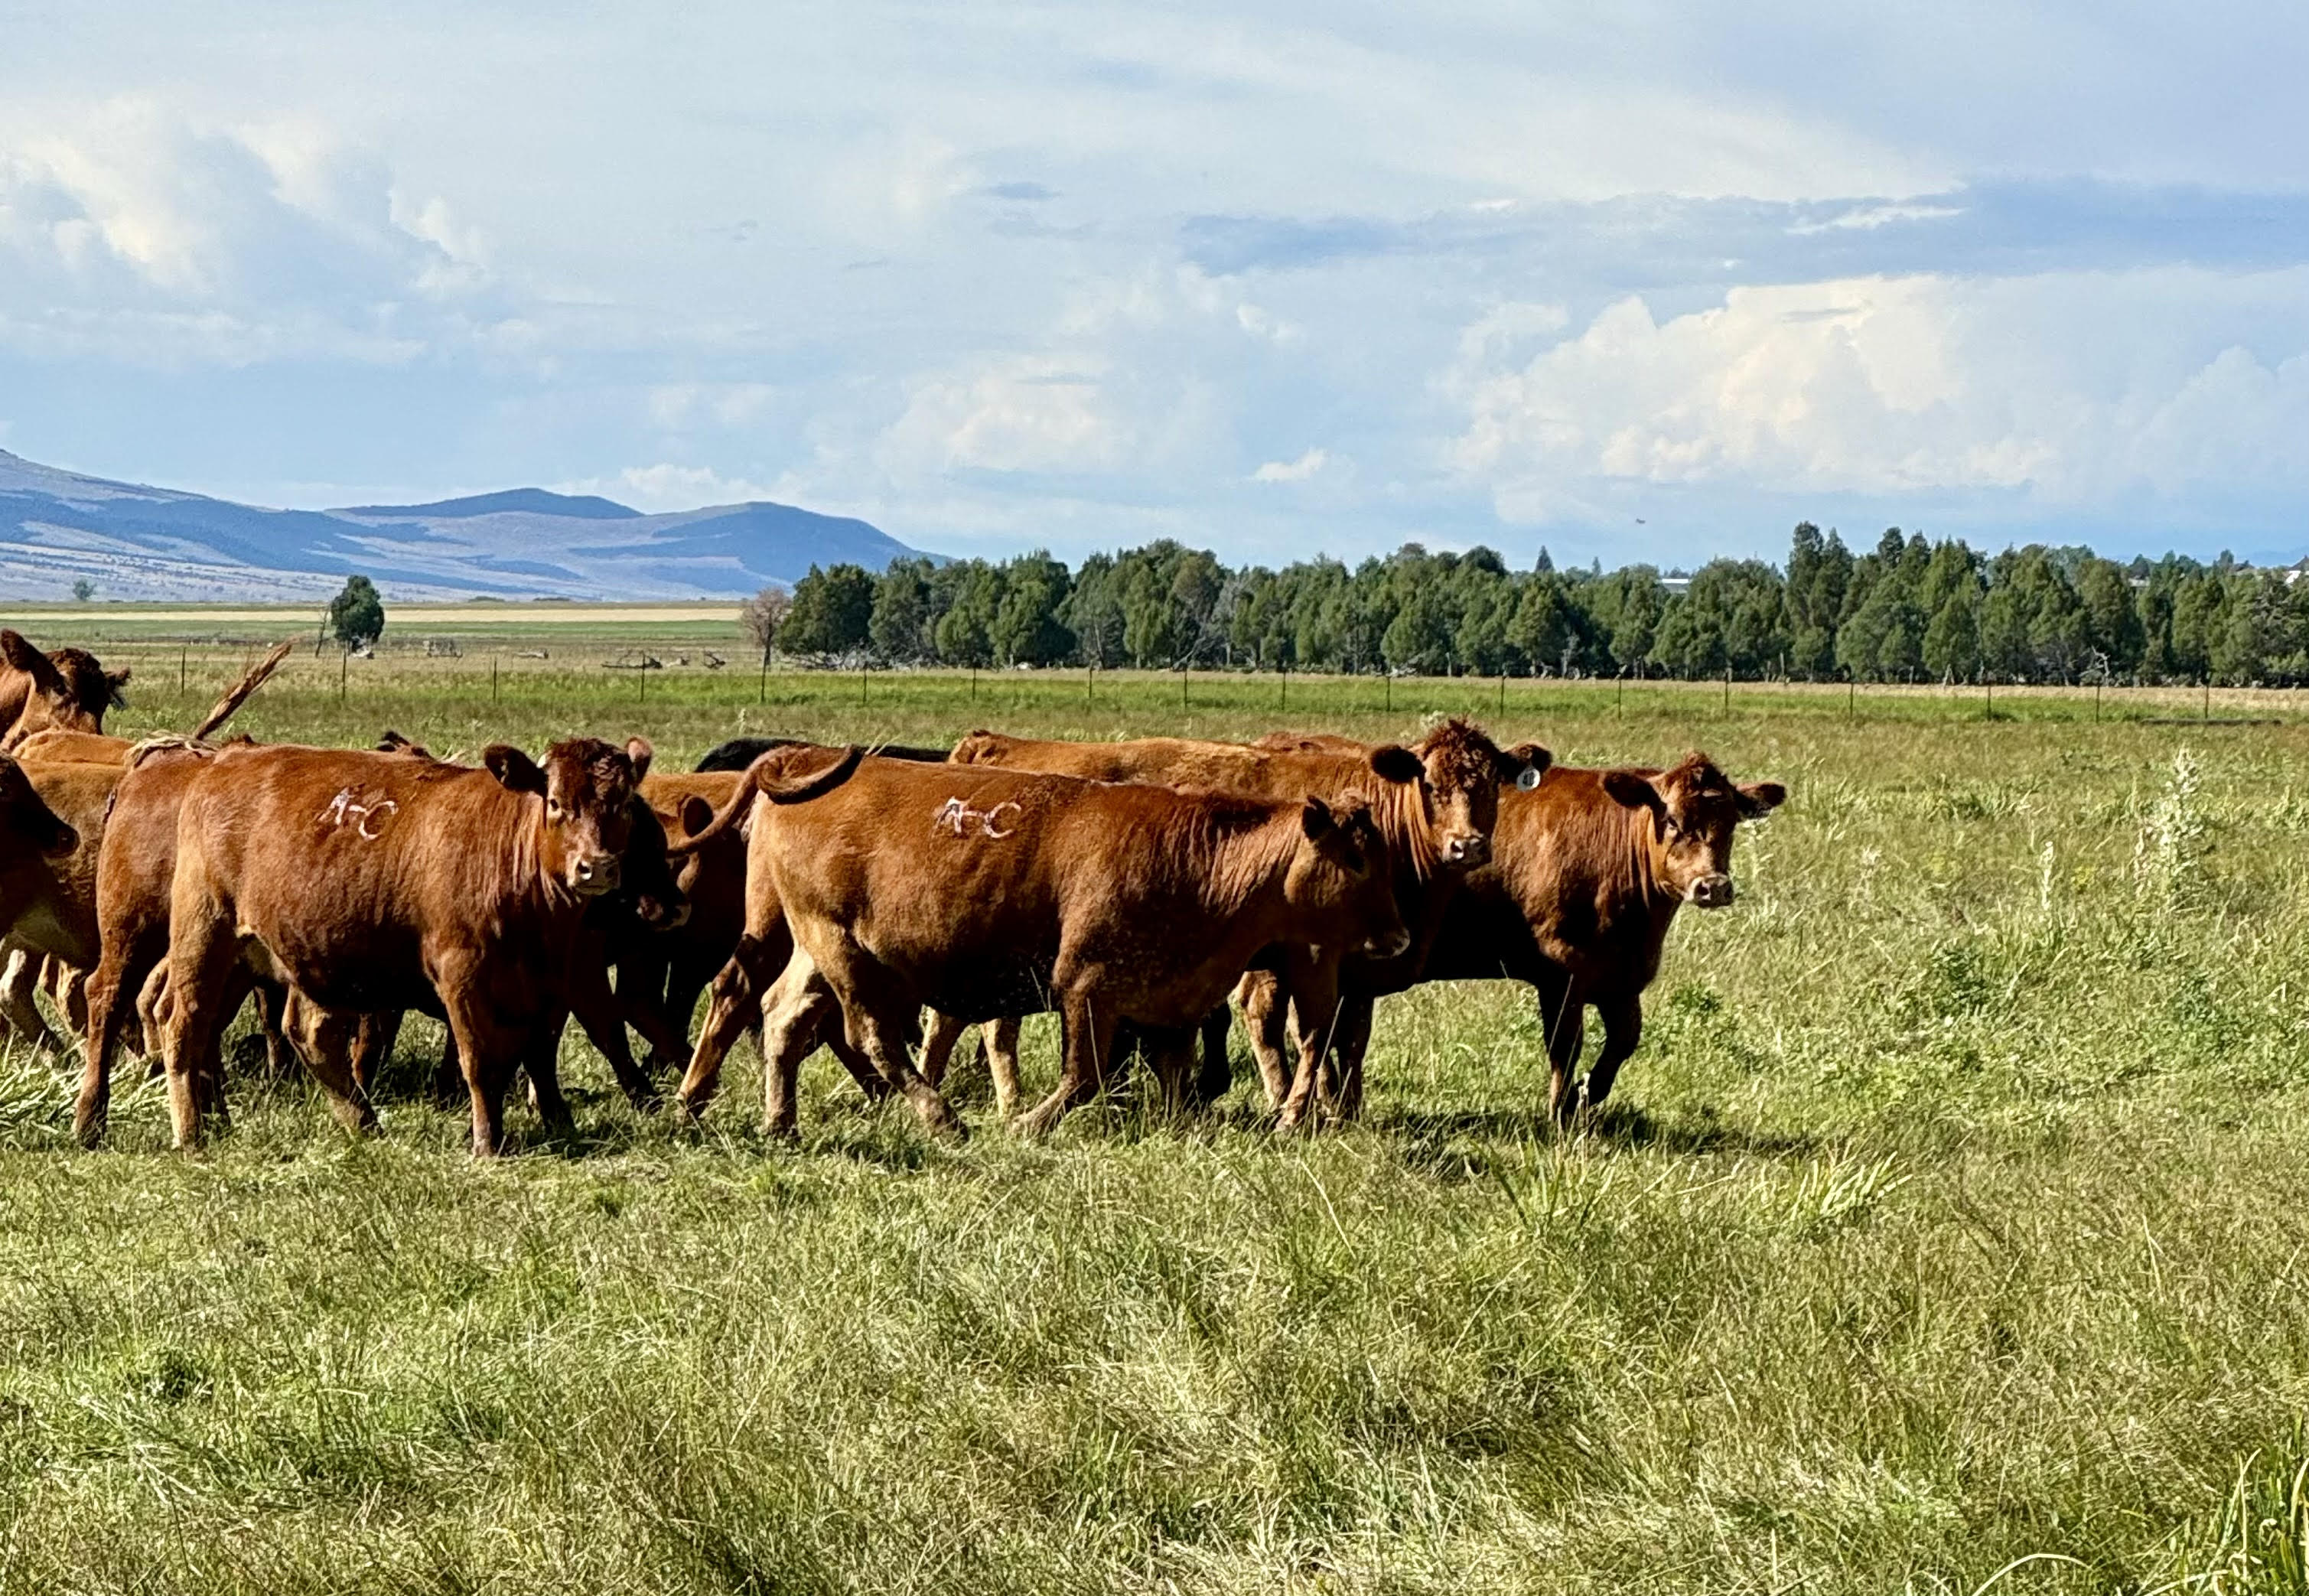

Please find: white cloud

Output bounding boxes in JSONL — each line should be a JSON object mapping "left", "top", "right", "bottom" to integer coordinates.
{"left": 1252, "top": 447, "right": 1328, "bottom": 482}
{"left": 0, "top": 99, "right": 487, "bottom": 360}
{"left": 1447, "top": 268, "right": 2309, "bottom": 522}
{"left": 552, "top": 463, "right": 783, "bottom": 512}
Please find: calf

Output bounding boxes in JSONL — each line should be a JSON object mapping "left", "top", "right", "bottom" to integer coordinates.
{"left": 673, "top": 748, "right": 1409, "bottom": 1139}
{"left": 1337, "top": 753, "right": 1786, "bottom": 1125}
{"left": 0, "top": 758, "right": 119, "bottom": 1049}
{"left": 0, "top": 632, "right": 130, "bottom": 751}
{"left": 0, "top": 756, "right": 82, "bottom": 1044}
{"left": 948, "top": 718, "right": 1546, "bottom": 1126}
{"left": 157, "top": 736, "right": 692, "bottom": 1152}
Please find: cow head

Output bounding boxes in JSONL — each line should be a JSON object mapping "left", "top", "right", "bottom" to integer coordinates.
{"left": 1290, "top": 796, "right": 1411, "bottom": 959}
{"left": 1402, "top": 717, "right": 1552, "bottom": 869}
{"left": 0, "top": 754, "right": 80, "bottom": 861}
{"left": 612, "top": 799, "right": 691, "bottom": 931}
{"left": 1602, "top": 752, "right": 1786, "bottom": 909}
{"left": 0, "top": 631, "right": 129, "bottom": 748}
{"left": 484, "top": 735, "right": 653, "bottom": 899}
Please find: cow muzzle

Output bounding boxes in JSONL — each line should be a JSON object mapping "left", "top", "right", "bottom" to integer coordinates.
{"left": 570, "top": 855, "right": 622, "bottom": 897}
{"left": 1441, "top": 832, "right": 1490, "bottom": 867}
{"left": 1364, "top": 927, "right": 1412, "bottom": 959}
{"left": 1689, "top": 873, "right": 1735, "bottom": 908}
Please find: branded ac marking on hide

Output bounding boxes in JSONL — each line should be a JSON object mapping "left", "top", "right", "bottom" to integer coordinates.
{"left": 933, "top": 796, "right": 1022, "bottom": 839}
{"left": 319, "top": 787, "right": 399, "bottom": 840}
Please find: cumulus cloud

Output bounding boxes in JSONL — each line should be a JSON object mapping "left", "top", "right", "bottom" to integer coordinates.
{"left": 1446, "top": 267, "right": 2309, "bottom": 523}
{"left": 0, "top": 100, "right": 487, "bottom": 362}
{"left": 1252, "top": 447, "right": 1328, "bottom": 482}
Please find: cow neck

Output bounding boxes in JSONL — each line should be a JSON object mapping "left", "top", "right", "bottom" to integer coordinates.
{"left": 477, "top": 780, "right": 585, "bottom": 930}
{"left": 1371, "top": 774, "right": 1441, "bottom": 887}
{"left": 1622, "top": 803, "right": 1679, "bottom": 920}
{"left": 1192, "top": 801, "right": 1304, "bottom": 923}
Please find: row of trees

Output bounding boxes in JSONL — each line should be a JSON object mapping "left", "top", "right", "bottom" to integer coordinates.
{"left": 748, "top": 527, "right": 2309, "bottom": 686}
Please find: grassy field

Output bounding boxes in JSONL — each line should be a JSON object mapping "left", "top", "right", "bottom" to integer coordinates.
{"left": 5, "top": 618, "right": 2309, "bottom": 1594}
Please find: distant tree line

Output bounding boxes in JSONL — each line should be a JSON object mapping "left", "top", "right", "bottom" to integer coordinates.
{"left": 764, "top": 526, "right": 2309, "bottom": 686}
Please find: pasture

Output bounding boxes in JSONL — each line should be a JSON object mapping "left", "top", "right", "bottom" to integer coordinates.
{"left": 4, "top": 618, "right": 2309, "bottom": 1594}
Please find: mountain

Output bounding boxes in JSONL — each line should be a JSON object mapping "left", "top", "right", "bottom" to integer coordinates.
{"left": 0, "top": 450, "right": 937, "bottom": 601}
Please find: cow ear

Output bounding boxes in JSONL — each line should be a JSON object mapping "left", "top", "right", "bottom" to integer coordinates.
{"left": 1737, "top": 780, "right": 1787, "bottom": 817}
{"left": 1, "top": 631, "right": 63, "bottom": 691}
{"left": 105, "top": 666, "right": 132, "bottom": 706}
{"left": 1300, "top": 796, "right": 1337, "bottom": 840}
{"left": 484, "top": 744, "right": 547, "bottom": 795}
{"left": 679, "top": 794, "right": 715, "bottom": 837}
{"left": 1601, "top": 770, "right": 1663, "bottom": 814}
{"left": 624, "top": 736, "right": 654, "bottom": 783}
{"left": 1368, "top": 744, "right": 1423, "bottom": 785}
{"left": 1499, "top": 742, "right": 1551, "bottom": 790}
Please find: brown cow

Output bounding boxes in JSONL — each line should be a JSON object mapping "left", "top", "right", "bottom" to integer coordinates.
{"left": 946, "top": 718, "right": 1547, "bottom": 1126}
{"left": 0, "top": 757, "right": 83, "bottom": 1044}
{"left": 9, "top": 638, "right": 291, "bottom": 768}
{"left": 1250, "top": 751, "right": 1786, "bottom": 1125}
{"left": 0, "top": 758, "right": 119, "bottom": 1048}
{"left": 672, "top": 748, "right": 1409, "bottom": 1139}
{"left": 0, "top": 631, "right": 130, "bottom": 751}
{"left": 153, "top": 736, "right": 766, "bottom": 1152}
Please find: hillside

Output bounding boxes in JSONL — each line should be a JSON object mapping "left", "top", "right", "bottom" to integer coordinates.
{"left": 0, "top": 451, "right": 936, "bottom": 601}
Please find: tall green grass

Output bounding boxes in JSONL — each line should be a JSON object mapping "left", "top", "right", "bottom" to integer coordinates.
{"left": 4, "top": 645, "right": 2308, "bottom": 1592}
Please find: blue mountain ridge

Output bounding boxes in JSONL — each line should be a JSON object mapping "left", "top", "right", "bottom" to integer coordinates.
{"left": 0, "top": 449, "right": 938, "bottom": 601}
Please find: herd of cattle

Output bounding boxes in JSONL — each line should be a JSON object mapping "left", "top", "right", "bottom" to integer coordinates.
{"left": 0, "top": 627, "right": 1786, "bottom": 1155}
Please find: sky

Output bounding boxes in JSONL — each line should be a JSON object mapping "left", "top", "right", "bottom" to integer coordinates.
{"left": 2, "top": 1, "right": 2304, "bottom": 570}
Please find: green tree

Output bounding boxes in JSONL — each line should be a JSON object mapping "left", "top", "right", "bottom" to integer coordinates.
{"left": 327, "top": 575, "right": 386, "bottom": 651}
{"left": 991, "top": 552, "right": 1074, "bottom": 666}
{"left": 933, "top": 562, "right": 1002, "bottom": 666}
{"left": 778, "top": 563, "right": 875, "bottom": 656}
{"left": 869, "top": 559, "right": 935, "bottom": 662}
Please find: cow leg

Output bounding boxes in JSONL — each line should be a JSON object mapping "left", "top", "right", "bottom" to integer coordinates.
{"left": 1323, "top": 992, "right": 1377, "bottom": 1126}
{"left": 756, "top": 953, "right": 845, "bottom": 1138}
{"left": 77, "top": 927, "right": 169, "bottom": 1147}
{"left": 136, "top": 962, "right": 171, "bottom": 1064}
{"left": 441, "top": 1000, "right": 518, "bottom": 1157}
{"left": 158, "top": 906, "right": 242, "bottom": 1151}
{"left": 982, "top": 1017, "right": 1022, "bottom": 1119}
{"left": 45, "top": 958, "right": 88, "bottom": 1038}
{"left": 1275, "top": 958, "right": 1344, "bottom": 1135}
{"left": 0, "top": 946, "right": 57, "bottom": 1053}
{"left": 350, "top": 1010, "right": 401, "bottom": 1096}
{"left": 1576, "top": 992, "right": 1643, "bottom": 1119}
{"left": 1146, "top": 1026, "right": 1198, "bottom": 1119}
{"left": 253, "top": 979, "right": 296, "bottom": 1079}
{"left": 917, "top": 1008, "right": 969, "bottom": 1090}
{"left": 1536, "top": 972, "right": 1588, "bottom": 1129}
{"left": 521, "top": 1011, "right": 578, "bottom": 1137}
{"left": 282, "top": 994, "right": 378, "bottom": 1135}
{"left": 1234, "top": 970, "right": 1295, "bottom": 1109}
{"left": 568, "top": 951, "right": 661, "bottom": 1112}
{"left": 432, "top": 1026, "right": 464, "bottom": 1107}
{"left": 839, "top": 995, "right": 965, "bottom": 1141}
{"left": 1015, "top": 994, "right": 1116, "bottom": 1139}
{"left": 676, "top": 940, "right": 770, "bottom": 1119}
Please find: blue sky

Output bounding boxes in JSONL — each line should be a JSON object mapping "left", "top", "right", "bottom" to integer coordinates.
{"left": 2, "top": 1, "right": 2303, "bottom": 568}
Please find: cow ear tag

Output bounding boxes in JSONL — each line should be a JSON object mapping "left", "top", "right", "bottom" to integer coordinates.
{"left": 1516, "top": 764, "right": 1542, "bottom": 791}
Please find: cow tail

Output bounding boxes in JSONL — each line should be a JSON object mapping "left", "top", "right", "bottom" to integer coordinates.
{"left": 758, "top": 743, "right": 863, "bottom": 804}
{"left": 665, "top": 744, "right": 862, "bottom": 856}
